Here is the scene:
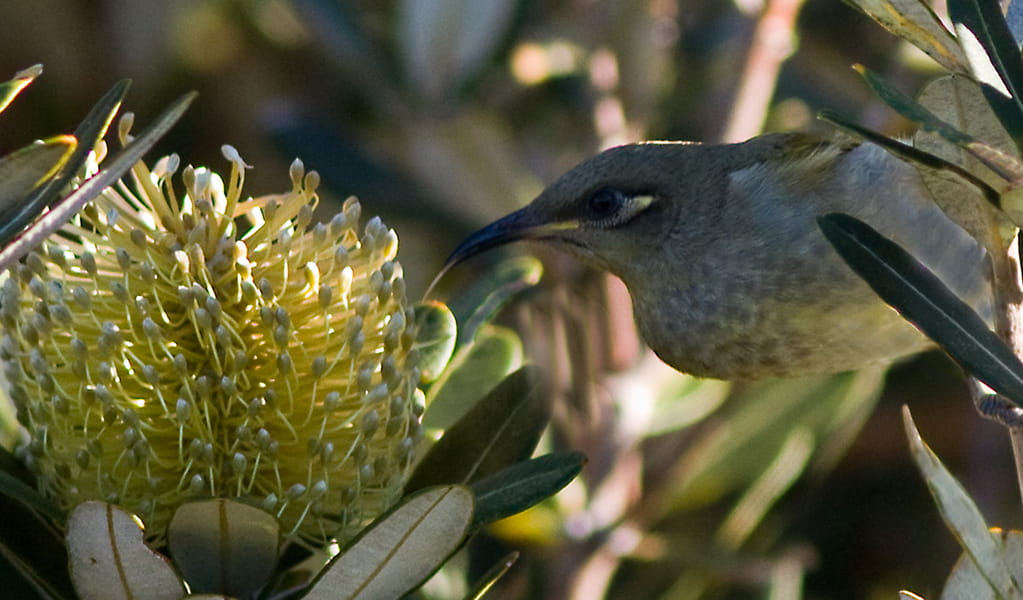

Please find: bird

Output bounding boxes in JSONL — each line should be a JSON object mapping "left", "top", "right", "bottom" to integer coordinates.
{"left": 438, "top": 132, "right": 992, "bottom": 379}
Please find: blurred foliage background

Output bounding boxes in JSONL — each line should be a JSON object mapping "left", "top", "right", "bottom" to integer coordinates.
{"left": 0, "top": 1, "right": 1019, "bottom": 598}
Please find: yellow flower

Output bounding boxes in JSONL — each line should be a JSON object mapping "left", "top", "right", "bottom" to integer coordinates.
{"left": 2, "top": 128, "right": 422, "bottom": 547}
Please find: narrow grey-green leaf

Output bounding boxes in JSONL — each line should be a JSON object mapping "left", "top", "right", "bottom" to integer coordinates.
{"left": 856, "top": 65, "right": 1023, "bottom": 182}
{"left": 470, "top": 451, "right": 585, "bottom": 527}
{"left": 0, "top": 462, "right": 64, "bottom": 523}
{"left": 409, "top": 366, "right": 548, "bottom": 493}
{"left": 819, "top": 109, "right": 1001, "bottom": 209}
{"left": 902, "top": 407, "right": 1017, "bottom": 598}
{"left": 0, "top": 137, "right": 76, "bottom": 214}
{"left": 941, "top": 530, "right": 1023, "bottom": 600}
{"left": 464, "top": 551, "right": 519, "bottom": 600}
{"left": 818, "top": 213, "right": 1023, "bottom": 406}
{"left": 304, "top": 485, "right": 474, "bottom": 600}
{"left": 844, "top": 0, "right": 967, "bottom": 72}
{"left": 949, "top": 0, "right": 1023, "bottom": 143}
{"left": 423, "top": 325, "right": 523, "bottom": 430}
{"left": 167, "top": 499, "right": 280, "bottom": 597}
{"left": 0, "top": 79, "right": 131, "bottom": 242}
{"left": 0, "top": 455, "right": 73, "bottom": 600}
{"left": 0, "top": 91, "right": 195, "bottom": 270}
{"left": 0, "top": 64, "right": 41, "bottom": 114}
{"left": 447, "top": 255, "right": 542, "bottom": 346}
{"left": 413, "top": 301, "right": 457, "bottom": 383}
{"left": 67, "top": 502, "right": 185, "bottom": 600}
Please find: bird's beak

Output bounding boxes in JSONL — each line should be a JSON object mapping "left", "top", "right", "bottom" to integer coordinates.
{"left": 424, "top": 206, "right": 578, "bottom": 299}
{"left": 443, "top": 207, "right": 578, "bottom": 270}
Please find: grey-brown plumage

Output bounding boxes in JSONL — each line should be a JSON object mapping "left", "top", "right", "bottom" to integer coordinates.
{"left": 442, "top": 133, "right": 991, "bottom": 379}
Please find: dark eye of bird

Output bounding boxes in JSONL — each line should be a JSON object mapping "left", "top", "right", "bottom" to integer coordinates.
{"left": 587, "top": 188, "right": 625, "bottom": 217}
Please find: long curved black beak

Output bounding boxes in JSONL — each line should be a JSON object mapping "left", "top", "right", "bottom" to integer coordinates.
{"left": 424, "top": 206, "right": 576, "bottom": 299}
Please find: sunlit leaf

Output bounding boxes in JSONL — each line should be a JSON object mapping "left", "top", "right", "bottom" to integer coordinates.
{"left": 409, "top": 366, "right": 547, "bottom": 493}
{"left": 414, "top": 301, "right": 458, "bottom": 383}
{"left": 424, "top": 324, "right": 523, "bottom": 430}
{"left": 304, "top": 485, "right": 474, "bottom": 600}
{"left": 470, "top": 451, "right": 585, "bottom": 527}
{"left": 949, "top": 0, "right": 1023, "bottom": 143}
{"left": 819, "top": 213, "right": 1023, "bottom": 406}
{"left": 0, "top": 90, "right": 196, "bottom": 270}
{"left": 0, "top": 64, "right": 42, "bottom": 114}
{"left": 913, "top": 75, "right": 1015, "bottom": 248}
{"left": 0, "top": 136, "right": 76, "bottom": 215}
{"left": 67, "top": 502, "right": 185, "bottom": 600}
{"left": 845, "top": 0, "right": 968, "bottom": 72}
{"left": 856, "top": 65, "right": 1023, "bottom": 183}
{"left": 902, "top": 407, "right": 1019, "bottom": 599}
{"left": 941, "top": 530, "right": 1023, "bottom": 600}
{"left": 0, "top": 79, "right": 130, "bottom": 242}
{"left": 167, "top": 499, "right": 280, "bottom": 597}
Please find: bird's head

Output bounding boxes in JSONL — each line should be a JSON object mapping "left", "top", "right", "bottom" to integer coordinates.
{"left": 441, "top": 142, "right": 704, "bottom": 282}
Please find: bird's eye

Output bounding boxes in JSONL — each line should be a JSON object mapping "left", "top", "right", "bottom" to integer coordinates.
{"left": 583, "top": 188, "right": 654, "bottom": 228}
{"left": 587, "top": 188, "right": 625, "bottom": 217}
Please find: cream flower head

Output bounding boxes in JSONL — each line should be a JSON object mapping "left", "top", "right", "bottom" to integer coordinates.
{"left": 2, "top": 125, "right": 422, "bottom": 546}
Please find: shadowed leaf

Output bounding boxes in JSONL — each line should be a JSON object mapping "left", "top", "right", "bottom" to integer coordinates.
{"left": 423, "top": 325, "right": 524, "bottom": 430}
{"left": 464, "top": 551, "right": 519, "bottom": 600}
{"left": 470, "top": 451, "right": 586, "bottom": 527}
{"left": 0, "top": 91, "right": 196, "bottom": 271}
{"left": 0, "top": 79, "right": 130, "bottom": 243}
{"left": 855, "top": 65, "right": 1023, "bottom": 183}
{"left": 409, "top": 366, "right": 548, "bottom": 492}
{"left": 818, "top": 213, "right": 1023, "bottom": 406}
{"left": 167, "top": 500, "right": 280, "bottom": 598}
{"left": 0, "top": 136, "right": 76, "bottom": 216}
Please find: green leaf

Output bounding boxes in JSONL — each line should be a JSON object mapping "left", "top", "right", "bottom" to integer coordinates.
{"left": 413, "top": 301, "right": 458, "bottom": 383}
{"left": 167, "top": 499, "right": 280, "bottom": 597}
{"left": 424, "top": 324, "right": 523, "bottom": 430}
{"left": 448, "top": 256, "right": 542, "bottom": 346}
{"left": 304, "top": 485, "right": 474, "bottom": 600}
{"left": 902, "top": 407, "right": 1019, "bottom": 598}
{"left": 470, "top": 451, "right": 585, "bottom": 527}
{"left": 0, "top": 79, "right": 130, "bottom": 241}
{"left": 408, "top": 366, "right": 548, "bottom": 493}
{"left": 715, "top": 428, "right": 814, "bottom": 549}
{"left": 949, "top": 0, "right": 1023, "bottom": 144}
{"left": 856, "top": 65, "right": 1023, "bottom": 183}
{"left": 67, "top": 502, "right": 186, "bottom": 600}
{"left": 463, "top": 551, "right": 519, "bottom": 600}
{"left": 0, "top": 137, "right": 76, "bottom": 216}
{"left": 0, "top": 469, "right": 64, "bottom": 523}
{"left": 818, "top": 213, "right": 1023, "bottom": 406}
{"left": 941, "top": 530, "right": 1023, "bottom": 600}
{"left": 0, "top": 451, "right": 73, "bottom": 600}
{"left": 0, "top": 90, "right": 196, "bottom": 271}
{"left": 843, "top": 0, "right": 968, "bottom": 72}
{"left": 821, "top": 108, "right": 1006, "bottom": 250}
{"left": 0, "top": 64, "right": 42, "bottom": 114}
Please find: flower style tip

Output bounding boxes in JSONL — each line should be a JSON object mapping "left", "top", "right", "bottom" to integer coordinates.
{"left": 2, "top": 129, "right": 423, "bottom": 547}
